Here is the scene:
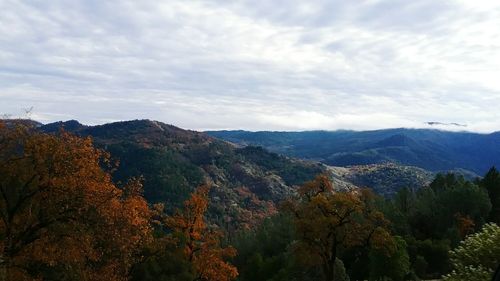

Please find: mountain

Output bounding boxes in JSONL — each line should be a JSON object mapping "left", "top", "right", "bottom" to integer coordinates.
{"left": 39, "top": 120, "right": 325, "bottom": 229}
{"left": 32, "top": 120, "right": 488, "bottom": 226}
{"left": 206, "top": 128, "right": 500, "bottom": 174}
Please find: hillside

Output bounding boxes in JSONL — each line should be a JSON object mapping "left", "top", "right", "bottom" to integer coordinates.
{"left": 207, "top": 129, "right": 500, "bottom": 174}
{"left": 35, "top": 120, "right": 477, "bottom": 224}
{"left": 39, "top": 120, "right": 325, "bottom": 228}
{"left": 328, "top": 163, "right": 434, "bottom": 196}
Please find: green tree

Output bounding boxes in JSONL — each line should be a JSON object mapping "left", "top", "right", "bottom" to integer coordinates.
{"left": 405, "top": 237, "right": 451, "bottom": 278}
{"left": 409, "top": 177, "right": 490, "bottom": 241}
{"left": 233, "top": 214, "right": 298, "bottom": 281}
{"left": 479, "top": 167, "right": 500, "bottom": 224}
{"left": 130, "top": 242, "right": 194, "bottom": 281}
{"left": 443, "top": 223, "right": 500, "bottom": 281}
{"left": 369, "top": 236, "right": 410, "bottom": 281}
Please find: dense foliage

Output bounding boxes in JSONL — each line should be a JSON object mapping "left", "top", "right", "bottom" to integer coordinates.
{"left": 343, "top": 164, "right": 433, "bottom": 196}
{"left": 39, "top": 120, "right": 324, "bottom": 230}
{"left": 379, "top": 173, "right": 493, "bottom": 279}
{"left": 283, "top": 175, "right": 394, "bottom": 281}
{"left": 443, "top": 223, "right": 500, "bottom": 281}
{"left": 231, "top": 170, "right": 499, "bottom": 281}
{"left": 0, "top": 122, "right": 238, "bottom": 281}
{"left": 3, "top": 119, "right": 500, "bottom": 281}
{"left": 0, "top": 122, "right": 153, "bottom": 280}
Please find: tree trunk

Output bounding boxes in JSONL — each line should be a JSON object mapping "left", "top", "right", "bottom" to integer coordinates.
{"left": 1, "top": 243, "right": 11, "bottom": 281}
{"left": 323, "top": 245, "right": 338, "bottom": 281}
{"left": 323, "top": 263, "right": 332, "bottom": 281}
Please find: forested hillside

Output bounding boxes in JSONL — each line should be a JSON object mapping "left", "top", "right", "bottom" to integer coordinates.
{"left": 207, "top": 129, "right": 500, "bottom": 174}
{"left": 328, "top": 163, "right": 434, "bottom": 196}
{"left": 40, "top": 120, "right": 325, "bottom": 228}
{"left": 2, "top": 119, "right": 500, "bottom": 281}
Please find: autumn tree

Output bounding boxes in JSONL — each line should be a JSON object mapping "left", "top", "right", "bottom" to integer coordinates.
{"left": 284, "top": 174, "right": 394, "bottom": 281}
{"left": 166, "top": 185, "right": 238, "bottom": 281}
{"left": 0, "top": 121, "right": 152, "bottom": 280}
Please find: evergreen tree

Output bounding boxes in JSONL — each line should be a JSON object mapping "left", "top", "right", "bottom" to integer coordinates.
{"left": 479, "top": 167, "right": 500, "bottom": 224}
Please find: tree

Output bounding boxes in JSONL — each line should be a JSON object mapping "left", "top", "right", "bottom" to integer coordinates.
{"left": 479, "top": 167, "right": 500, "bottom": 224}
{"left": 166, "top": 185, "right": 238, "bottom": 281}
{"left": 233, "top": 213, "right": 309, "bottom": 281}
{"left": 369, "top": 236, "right": 410, "bottom": 281}
{"left": 284, "top": 174, "right": 394, "bottom": 281}
{"left": 405, "top": 237, "right": 451, "bottom": 279}
{"left": 409, "top": 178, "right": 491, "bottom": 242}
{"left": 443, "top": 223, "right": 500, "bottom": 281}
{"left": 0, "top": 122, "right": 152, "bottom": 280}
{"left": 130, "top": 240, "right": 195, "bottom": 281}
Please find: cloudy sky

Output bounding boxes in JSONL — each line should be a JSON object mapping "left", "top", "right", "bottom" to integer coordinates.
{"left": 1, "top": 0, "right": 500, "bottom": 132}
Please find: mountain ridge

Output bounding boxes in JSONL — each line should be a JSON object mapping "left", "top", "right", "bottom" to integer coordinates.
{"left": 206, "top": 128, "right": 500, "bottom": 174}
{"left": 8, "top": 118, "right": 484, "bottom": 216}
{"left": 35, "top": 119, "right": 326, "bottom": 228}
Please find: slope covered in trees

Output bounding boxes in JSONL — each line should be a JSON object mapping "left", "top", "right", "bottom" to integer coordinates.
{"left": 0, "top": 121, "right": 239, "bottom": 281}
{"left": 329, "top": 163, "right": 435, "bottom": 197}
{"left": 4, "top": 119, "right": 500, "bottom": 281}
{"left": 232, "top": 171, "right": 500, "bottom": 281}
{"left": 39, "top": 120, "right": 325, "bottom": 229}
{"left": 207, "top": 128, "right": 500, "bottom": 174}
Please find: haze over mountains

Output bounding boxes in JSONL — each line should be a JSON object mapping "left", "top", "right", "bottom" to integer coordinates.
{"left": 207, "top": 129, "right": 500, "bottom": 175}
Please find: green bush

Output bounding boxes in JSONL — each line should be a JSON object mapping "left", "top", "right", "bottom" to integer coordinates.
{"left": 443, "top": 223, "right": 500, "bottom": 281}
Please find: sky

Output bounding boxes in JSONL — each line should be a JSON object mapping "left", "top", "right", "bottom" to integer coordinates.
{"left": 1, "top": 0, "right": 500, "bottom": 132}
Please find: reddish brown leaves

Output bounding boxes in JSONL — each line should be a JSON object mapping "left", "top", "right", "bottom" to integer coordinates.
{"left": 0, "top": 122, "right": 153, "bottom": 281}
{"left": 284, "top": 174, "right": 394, "bottom": 281}
{"left": 166, "top": 185, "right": 238, "bottom": 281}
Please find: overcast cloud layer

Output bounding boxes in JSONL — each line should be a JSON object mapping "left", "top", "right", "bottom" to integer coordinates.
{"left": 1, "top": 0, "right": 500, "bottom": 132}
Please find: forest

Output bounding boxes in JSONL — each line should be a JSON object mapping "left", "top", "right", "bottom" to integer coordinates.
{"left": 1, "top": 121, "right": 500, "bottom": 281}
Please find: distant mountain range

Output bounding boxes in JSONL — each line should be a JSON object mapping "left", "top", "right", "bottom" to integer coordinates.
{"left": 206, "top": 128, "right": 500, "bottom": 175}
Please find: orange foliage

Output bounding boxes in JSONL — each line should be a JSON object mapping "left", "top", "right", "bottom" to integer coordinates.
{"left": 0, "top": 122, "right": 152, "bottom": 280}
{"left": 455, "top": 213, "right": 475, "bottom": 238}
{"left": 283, "top": 174, "right": 394, "bottom": 281}
{"left": 166, "top": 185, "right": 238, "bottom": 281}
{"left": 234, "top": 186, "right": 277, "bottom": 230}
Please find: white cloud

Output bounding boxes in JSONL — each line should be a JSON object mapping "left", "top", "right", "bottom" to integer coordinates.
{"left": 1, "top": 0, "right": 500, "bottom": 132}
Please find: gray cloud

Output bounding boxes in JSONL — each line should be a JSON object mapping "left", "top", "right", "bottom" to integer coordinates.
{"left": 1, "top": 0, "right": 500, "bottom": 132}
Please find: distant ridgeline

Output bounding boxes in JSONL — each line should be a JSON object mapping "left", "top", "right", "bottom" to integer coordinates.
{"left": 206, "top": 129, "right": 500, "bottom": 175}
